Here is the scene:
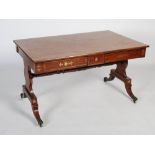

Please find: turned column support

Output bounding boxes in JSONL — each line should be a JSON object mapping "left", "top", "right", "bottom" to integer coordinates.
{"left": 104, "top": 60, "right": 138, "bottom": 103}
{"left": 21, "top": 61, "right": 43, "bottom": 127}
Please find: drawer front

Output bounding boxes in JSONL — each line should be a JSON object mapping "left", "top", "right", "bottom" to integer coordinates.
{"left": 36, "top": 56, "right": 88, "bottom": 73}
{"left": 104, "top": 48, "right": 146, "bottom": 63}
{"left": 88, "top": 54, "right": 105, "bottom": 66}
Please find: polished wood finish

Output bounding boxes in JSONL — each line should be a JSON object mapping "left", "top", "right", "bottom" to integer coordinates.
{"left": 14, "top": 31, "right": 149, "bottom": 127}
{"left": 104, "top": 48, "right": 145, "bottom": 63}
{"left": 14, "top": 31, "right": 148, "bottom": 62}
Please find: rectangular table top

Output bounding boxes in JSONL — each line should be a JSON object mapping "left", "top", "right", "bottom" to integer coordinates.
{"left": 14, "top": 30, "right": 149, "bottom": 63}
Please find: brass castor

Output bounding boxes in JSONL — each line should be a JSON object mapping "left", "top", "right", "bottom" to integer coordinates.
{"left": 104, "top": 77, "right": 109, "bottom": 82}
{"left": 38, "top": 120, "right": 43, "bottom": 127}
{"left": 133, "top": 96, "right": 138, "bottom": 103}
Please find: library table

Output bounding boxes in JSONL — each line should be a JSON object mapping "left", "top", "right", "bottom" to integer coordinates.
{"left": 14, "top": 31, "right": 149, "bottom": 127}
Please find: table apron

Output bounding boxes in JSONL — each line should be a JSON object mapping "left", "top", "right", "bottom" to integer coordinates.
{"left": 34, "top": 48, "right": 146, "bottom": 74}
{"left": 16, "top": 46, "right": 146, "bottom": 75}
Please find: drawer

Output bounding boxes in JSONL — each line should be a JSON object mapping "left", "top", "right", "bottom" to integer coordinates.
{"left": 35, "top": 56, "right": 88, "bottom": 73}
{"left": 88, "top": 53, "right": 105, "bottom": 66}
{"left": 104, "top": 48, "right": 146, "bottom": 63}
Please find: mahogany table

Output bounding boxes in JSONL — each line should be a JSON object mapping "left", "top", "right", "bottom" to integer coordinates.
{"left": 14, "top": 31, "right": 149, "bottom": 127}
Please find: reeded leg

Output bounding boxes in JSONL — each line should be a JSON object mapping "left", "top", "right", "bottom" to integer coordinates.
{"left": 104, "top": 60, "right": 138, "bottom": 103}
{"left": 21, "top": 61, "right": 43, "bottom": 127}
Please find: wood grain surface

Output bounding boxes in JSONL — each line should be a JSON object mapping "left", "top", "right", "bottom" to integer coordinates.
{"left": 14, "top": 30, "right": 149, "bottom": 62}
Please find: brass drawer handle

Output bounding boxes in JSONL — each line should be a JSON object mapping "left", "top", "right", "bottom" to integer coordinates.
{"left": 64, "top": 61, "right": 73, "bottom": 67}
{"left": 59, "top": 61, "right": 73, "bottom": 67}
{"left": 95, "top": 57, "right": 98, "bottom": 62}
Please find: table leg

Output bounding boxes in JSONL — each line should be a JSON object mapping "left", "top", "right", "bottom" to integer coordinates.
{"left": 104, "top": 60, "right": 138, "bottom": 103}
{"left": 21, "top": 61, "right": 43, "bottom": 127}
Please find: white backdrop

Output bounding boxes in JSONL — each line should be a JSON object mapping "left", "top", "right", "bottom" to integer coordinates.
{"left": 0, "top": 19, "right": 154, "bottom": 66}
{"left": 0, "top": 20, "right": 155, "bottom": 134}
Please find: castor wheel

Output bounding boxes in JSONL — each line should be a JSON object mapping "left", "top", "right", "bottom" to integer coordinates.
{"left": 20, "top": 93, "right": 27, "bottom": 99}
{"left": 133, "top": 97, "right": 138, "bottom": 103}
{"left": 104, "top": 77, "right": 108, "bottom": 82}
{"left": 38, "top": 120, "right": 43, "bottom": 127}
